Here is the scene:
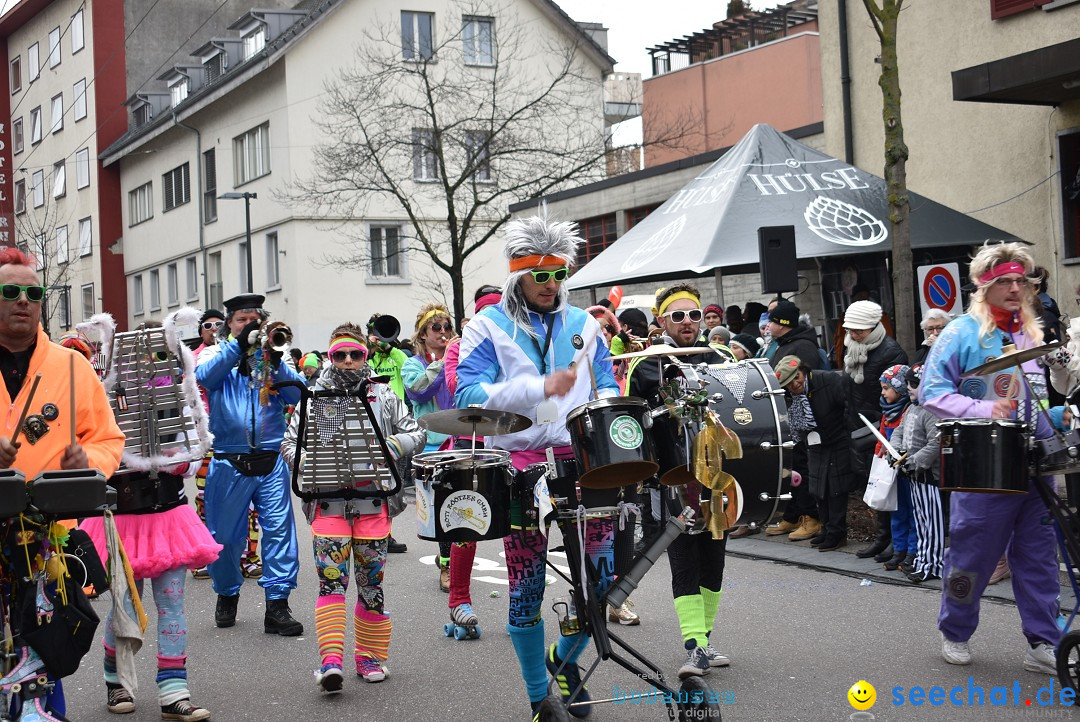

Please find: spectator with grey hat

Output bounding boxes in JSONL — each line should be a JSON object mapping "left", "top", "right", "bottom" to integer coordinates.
{"left": 842, "top": 298, "right": 908, "bottom": 561}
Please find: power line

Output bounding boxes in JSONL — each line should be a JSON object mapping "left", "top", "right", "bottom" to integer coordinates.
{"left": 966, "top": 170, "right": 1061, "bottom": 215}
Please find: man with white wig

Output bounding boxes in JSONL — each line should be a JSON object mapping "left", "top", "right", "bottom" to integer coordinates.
{"left": 456, "top": 214, "right": 619, "bottom": 719}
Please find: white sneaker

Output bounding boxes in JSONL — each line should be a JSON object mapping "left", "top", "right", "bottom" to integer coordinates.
{"left": 941, "top": 634, "right": 971, "bottom": 665}
{"left": 607, "top": 601, "right": 640, "bottom": 626}
{"left": 703, "top": 644, "right": 730, "bottom": 667}
{"left": 1024, "top": 642, "right": 1057, "bottom": 675}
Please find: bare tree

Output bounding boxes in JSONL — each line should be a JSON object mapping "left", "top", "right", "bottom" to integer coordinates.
{"left": 862, "top": 0, "right": 914, "bottom": 354}
{"left": 13, "top": 168, "right": 78, "bottom": 337}
{"left": 287, "top": 0, "right": 697, "bottom": 321}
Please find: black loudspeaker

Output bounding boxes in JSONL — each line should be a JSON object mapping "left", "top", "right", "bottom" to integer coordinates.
{"left": 758, "top": 226, "right": 798, "bottom": 294}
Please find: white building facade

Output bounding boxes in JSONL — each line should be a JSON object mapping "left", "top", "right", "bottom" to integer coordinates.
{"left": 102, "top": 0, "right": 616, "bottom": 350}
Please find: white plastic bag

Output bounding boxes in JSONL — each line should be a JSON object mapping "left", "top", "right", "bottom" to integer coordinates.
{"left": 863, "top": 454, "right": 898, "bottom": 511}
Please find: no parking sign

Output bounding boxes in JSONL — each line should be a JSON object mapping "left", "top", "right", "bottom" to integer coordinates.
{"left": 916, "top": 263, "right": 961, "bottom": 316}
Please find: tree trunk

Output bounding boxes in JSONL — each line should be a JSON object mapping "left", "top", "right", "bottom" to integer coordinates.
{"left": 866, "top": 0, "right": 914, "bottom": 356}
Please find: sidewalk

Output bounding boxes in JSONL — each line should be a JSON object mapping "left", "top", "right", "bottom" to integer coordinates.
{"left": 726, "top": 528, "right": 1080, "bottom": 615}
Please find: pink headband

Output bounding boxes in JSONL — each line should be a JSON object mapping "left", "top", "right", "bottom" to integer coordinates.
{"left": 474, "top": 292, "right": 501, "bottom": 314}
{"left": 979, "top": 261, "right": 1026, "bottom": 284}
{"left": 329, "top": 339, "right": 368, "bottom": 360}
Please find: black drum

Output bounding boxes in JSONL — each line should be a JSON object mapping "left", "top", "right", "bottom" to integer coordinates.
{"left": 517, "top": 459, "right": 622, "bottom": 526}
{"left": 413, "top": 450, "right": 512, "bottom": 541}
{"left": 652, "top": 359, "right": 789, "bottom": 527}
{"left": 939, "top": 419, "right": 1029, "bottom": 494}
{"left": 30, "top": 470, "right": 110, "bottom": 517}
{"left": 565, "top": 397, "right": 658, "bottom": 489}
{"left": 0, "top": 470, "right": 27, "bottom": 518}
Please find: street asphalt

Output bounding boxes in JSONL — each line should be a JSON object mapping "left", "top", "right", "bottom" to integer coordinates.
{"left": 58, "top": 496, "right": 1080, "bottom": 722}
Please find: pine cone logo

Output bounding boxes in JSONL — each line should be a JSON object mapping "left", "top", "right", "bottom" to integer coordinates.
{"left": 803, "top": 197, "right": 887, "bottom": 247}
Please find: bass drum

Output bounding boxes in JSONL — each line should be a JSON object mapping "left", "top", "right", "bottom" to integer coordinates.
{"left": 651, "top": 359, "right": 789, "bottom": 528}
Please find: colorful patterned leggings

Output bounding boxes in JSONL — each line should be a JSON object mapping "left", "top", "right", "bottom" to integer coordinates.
{"left": 312, "top": 535, "right": 390, "bottom": 671}
{"left": 102, "top": 566, "right": 192, "bottom": 706}
{"left": 504, "top": 518, "right": 615, "bottom": 703}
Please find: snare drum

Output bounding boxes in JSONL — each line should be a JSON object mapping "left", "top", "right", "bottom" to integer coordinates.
{"left": 516, "top": 459, "right": 622, "bottom": 526}
{"left": 413, "top": 449, "right": 513, "bottom": 541}
{"left": 1037, "top": 428, "right": 1080, "bottom": 476}
{"left": 938, "top": 418, "right": 1029, "bottom": 494}
{"left": 652, "top": 359, "right": 789, "bottom": 527}
{"left": 565, "top": 397, "right": 658, "bottom": 489}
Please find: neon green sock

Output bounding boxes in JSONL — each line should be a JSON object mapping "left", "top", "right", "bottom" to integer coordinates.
{"left": 700, "top": 587, "right": 722, "bottom": 629}
{"left": 673, "top": 594, "right": 707, "bottom": 648}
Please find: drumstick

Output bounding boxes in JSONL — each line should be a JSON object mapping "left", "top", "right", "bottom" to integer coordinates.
{"left": 10, "top": 374, "right": 41, "bottom": 447}
{"left": 570, "top": 325, "right": 600, "bottom": 399}
{"left": 69, "top": 355, "right": 76, "bottom": 446}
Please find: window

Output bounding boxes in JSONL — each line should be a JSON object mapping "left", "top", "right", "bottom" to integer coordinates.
{"left": 462, "top": 16, "right": 494, "bottom": 65}
{"left": 28, "top": 43, "right": 38, "bottom": 81}
{"left": 10, "top": 57, "right": 20, "bottom": 93}
{"left": 133, "top": 274, "right": 144, "bottom": 315}
{"left": 204, "top": 53, "right": 225, "bottom": 83}
{"left": 1062, "top": 130, "right": 1080, "bottom": 258}
{"left": 412, "top": 128, "right": 438, "bottom": 181}
{"left": 233, "top": 122, "right": 270, "bottom": 185}
{"left": 55, "top": 225, "right": 68, "bottom": 265}
{"left": 203, "top": 149, "right": 217, "bottom": 222}
{"left": 52, "top": 160, "right": 65, "bottom": 198}
{"left": 170, "top": 79, "right": 188, "bottom": 107}
{"left": 81, "top": 284, "right": 94, "bottom": 320}
{"left": 167, "top": 263, "right": 178, "bottom": 305}
{"left": 991, "top": 0, "right": 1052, "bottom": 19}
{"left": 464, "top": 130, "right": 491, "bottom": 181}
{"left": 31, "top": 236, "right": 44, "bottom": 271}
{"left": 31, "top": 170, "right": 44, "bottom": 208}
{"left": 133, "top": 104, "right": 151, "bottom": 128}
{"left": 266, "top": 232, "right": 279, "bottom": 288}
{"left": 12, "top": 118, "right": 22, "bottom": 155}
{"left": 369, "top": 225, "right": 403, "bottom": 279}
{"left": 71, "top": 9, "right": 84, "bottom": 53}
{"left": 576, "top": 214, "right": 617, "bottom": 265}
{"left": 56, "top": 287, "right": 70, "bottom": 330}
{"left": 149, "top": 269, "right": 160, "bottom": 310}
{"left": 162, "top": 163, "right": 190, "bottom": 211}
{"left": 401, "top": 11, "right": 434, "bottom": 61}
{"left": 30, "top": 107, "right": 41, "bottom": 144}
{"left": 129, "top": 182, "right": 153, "bottom": 225}
{"left": 48, "top": 27, "right": 60, "bottom": 68}
{"left": 50, "top": 94, "right": 63, "bottom": 133}
{"left": 73, "top": 79, "right": 86, "bottom": 120}
{"left": 239, "top": 241, "right": 250, "bottom": 291}
{"left": 75, "top": 148, "right": 90, "bottom": 189}
{"left": 78, "top": 217, "right": 92, "bottom": 256}
{"left": 626, "top": 203, "right": 661, "bottom": 230}
{"left": 208, "top": 252, "right": 222, "bottom": 310}
{"left": 14, "top": 180, "right": 25, "bottom": 214}
{"left": 243, "top": 28, "right": 266, "bottom": 60}
{"left": 185, "top": 256, "right": 198, "bottom": 301}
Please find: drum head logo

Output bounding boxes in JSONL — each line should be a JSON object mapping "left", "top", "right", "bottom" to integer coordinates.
{"left": 732, "top": 407, "right": 753, "bottom": 425}
{"left": 441, "top": 490, "right": 492, "bottom": 535}
{"left": 415, "top": 483, "right": 436, "bottom": 538}
{"left": 609, "top": 416, "right": 644, "bottom": 450}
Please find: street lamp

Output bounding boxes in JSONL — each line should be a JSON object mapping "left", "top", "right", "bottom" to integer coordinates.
{"left": 218, "top": 191, "right": 257, "bottom": 293}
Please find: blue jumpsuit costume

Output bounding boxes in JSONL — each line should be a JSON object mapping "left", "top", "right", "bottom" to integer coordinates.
{"left": 195, "top": 339, "right": 304, "bottom": 601}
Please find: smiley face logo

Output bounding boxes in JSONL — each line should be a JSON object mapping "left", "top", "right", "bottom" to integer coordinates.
{"left": 848, "top": 680, "right": 876, "bottom": 711}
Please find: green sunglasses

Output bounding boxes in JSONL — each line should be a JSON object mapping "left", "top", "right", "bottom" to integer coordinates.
{"left": 528, "top": 268, "right": 569, "bottom": 284}
{"left": 0, "top": 284, "right": 46, "bottom": 303}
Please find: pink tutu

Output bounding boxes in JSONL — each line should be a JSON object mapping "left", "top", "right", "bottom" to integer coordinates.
{"left": 80, "top": 504, "right": 223, "bottom": 580}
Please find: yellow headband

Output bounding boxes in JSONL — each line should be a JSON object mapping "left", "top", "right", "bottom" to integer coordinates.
{"left": 656, "top": 291, "right": 701, "bottom": 318}
{"left": 416, "top": 308, "right": 448, "bottom": 330}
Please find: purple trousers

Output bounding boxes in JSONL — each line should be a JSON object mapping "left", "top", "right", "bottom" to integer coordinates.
{"left": 939, "top": 481, "right": 1060, "bottom": 646}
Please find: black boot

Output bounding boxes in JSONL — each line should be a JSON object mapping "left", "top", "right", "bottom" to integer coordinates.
{"left": 387, "top": 536, "right": 408, "bottom": 553}
{"left": 873, "top": 544, "right": 895, "bottom": 564}
{"left": 883, "top": 550, "right": 907, "bottom": 571}
{"left": 898, "top": 553, "right": 917, "bottom": 575}
{"left": 215, "top": 594, "right": 239, "bottom": 628}
{"left": 264, "top": 599, "right": 303, "bottom": 636}
{"left": 855, "top": 510, "right": 892, "bottom": 558}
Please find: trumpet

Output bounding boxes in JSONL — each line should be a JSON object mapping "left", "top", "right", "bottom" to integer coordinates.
{"left": 260, "top": 321, "right": 293, "bottom": 353}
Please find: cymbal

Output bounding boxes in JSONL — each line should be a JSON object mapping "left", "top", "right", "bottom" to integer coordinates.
{"left": 418, "top": 407, "right": 532, "bottom": 436}
{"left": 608, "top": 344, "right": 717, "bottom": 361}
{"left": 963, "top": 341, "right": 1064, "bottom": 377}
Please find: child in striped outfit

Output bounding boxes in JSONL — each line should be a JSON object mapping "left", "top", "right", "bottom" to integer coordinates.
{"left": 281, "top": 324, "right": 426, "bottom": 693}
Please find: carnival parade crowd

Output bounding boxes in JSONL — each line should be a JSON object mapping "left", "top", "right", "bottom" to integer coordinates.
{"left": 0, "top": 218, "right": 1077, "bottom": 721}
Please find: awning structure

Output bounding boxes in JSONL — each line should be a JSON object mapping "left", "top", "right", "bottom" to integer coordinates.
{"left": 952, "top": 36, "right": 1080, "bottom": 106}
{"left": 567, "top": 123, "right": 1021, "bottom": 290}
